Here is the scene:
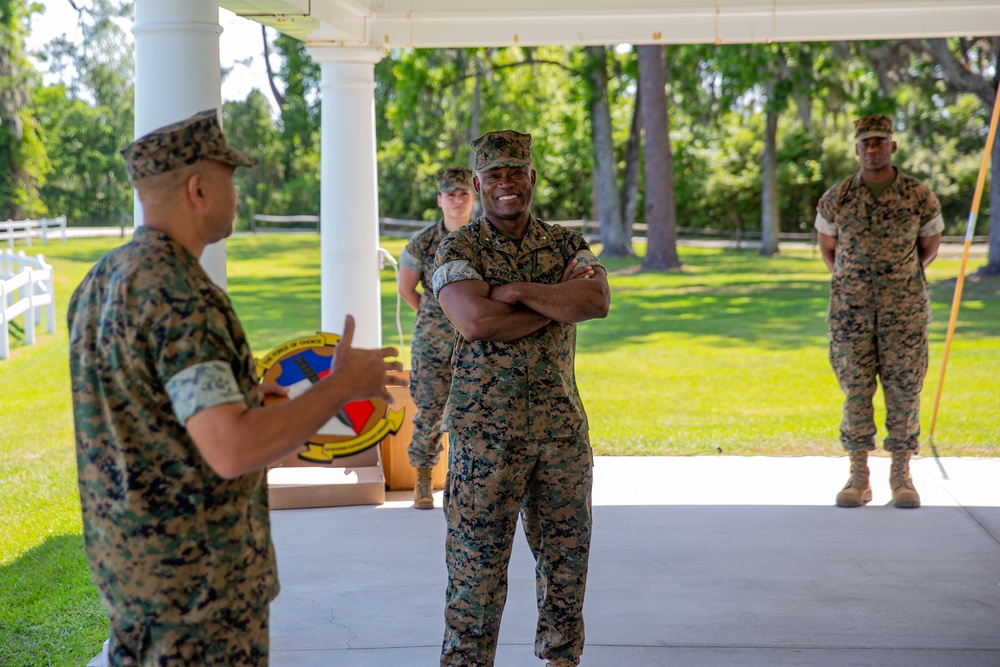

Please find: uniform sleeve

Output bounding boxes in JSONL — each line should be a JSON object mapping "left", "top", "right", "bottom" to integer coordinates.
{"left": 573, "top": 248, "right": 602, "bottom": 267}
{"left": 432, "top": 231, "right": 482, "bottom": 299}
{"left": 165, "top": 361, "right": 244, "bottom": 424}
{"left": 814, "top": 211, "right": 837, "bottom": 236}
{"left": 568, "top": 233, "right": 605, "bottom": 272}
{"left": 399, "top": 247, "right": 422, "bottom": 273}
{"left": 814, "top": 189, "right": 838, "bottom": 236}
{"left": 149, "top": 289, "right": 249, "bottom": 423}
{"left": 919, "top": 190, "right": 945, "bottom": 236}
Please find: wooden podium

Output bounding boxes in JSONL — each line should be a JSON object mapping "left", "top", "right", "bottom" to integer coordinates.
{"left": 379, "top": 370, "right": 448, "bottom": 492}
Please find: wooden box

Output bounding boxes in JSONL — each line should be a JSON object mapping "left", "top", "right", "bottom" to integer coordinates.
{"left": 379, "top": 371, "right": 449, "bottom": 491}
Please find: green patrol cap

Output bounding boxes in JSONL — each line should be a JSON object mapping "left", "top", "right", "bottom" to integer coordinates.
{"left": 120, "top": 109, "right": 258, "bottom": 182}
{"left": 471, "top": 129, "right": 532, "bottom": 173}
{"left": 436, "top": 167, "right": 473, "bottom": 193}
{"left": 854, "top": 114, "right": 894, "bottom": 142}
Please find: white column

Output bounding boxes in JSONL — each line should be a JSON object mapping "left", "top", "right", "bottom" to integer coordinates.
{"left": 306, "top": 46, "right": 385, "bottom": 348}
{"left": 132, "top": 0, "right": 227, "bottom": 289}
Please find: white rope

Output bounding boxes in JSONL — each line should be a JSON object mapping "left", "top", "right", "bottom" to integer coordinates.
{"left": 377, "top": 247, "right": 406, "bottom": 367}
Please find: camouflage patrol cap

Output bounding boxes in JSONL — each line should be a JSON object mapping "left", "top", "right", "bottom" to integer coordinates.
{"left": 854, "top": 114, "right": 894, "bottom": 142}
{"left": 436, "top": 167, "right": 473, "bottom": 193}
{"left": 471, "top": 129, "right": 532, "bottom": 173}
{"left": 120, "top": 109, "right": 258, "bottom": 182}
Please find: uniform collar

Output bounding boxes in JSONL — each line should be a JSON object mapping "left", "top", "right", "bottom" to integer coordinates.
{"left": 132, "top": 226, "right": 205, "bottom": 275}
{"left": 851, "top": 167, "right": 899, "bottom": 200}
{"left": 478, "top": 214, "right": 556, "bottom": 255}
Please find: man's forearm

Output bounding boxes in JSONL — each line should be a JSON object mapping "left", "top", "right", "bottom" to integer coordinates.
{"left": 817, "top": 232, "right": 836, "bottom": 273}
{"left": 919, "top": 233, "right": 942, "bottom": 269}
{"left": 439, "top": 280, "right": 551, "bottom": 342}
{"left": 492, "top": 276, "right": 610, "bottom": 324}
{"left": 457, "top": 301, "right": 551, "bottom": 342}
{"left": 186, "top": 316, "right": 401, "bottom": 479}
{"left": 186, "top": 376, "right": 383, "bottom": 480}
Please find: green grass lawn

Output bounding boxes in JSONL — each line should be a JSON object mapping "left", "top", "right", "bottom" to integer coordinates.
{"left": 1, "top": 233, "right": 997, "bottom": 665}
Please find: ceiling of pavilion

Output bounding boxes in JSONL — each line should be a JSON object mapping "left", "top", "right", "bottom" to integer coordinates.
{"left": 221, "top": 0, "right": 1000, "bottom": 48}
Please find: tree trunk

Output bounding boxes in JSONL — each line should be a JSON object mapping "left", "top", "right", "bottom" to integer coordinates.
{"left": 621, "top": 88, "right": 642, "bottom": 241}
{"left": 261, "top": 25, "right": 286, "bottom": 111}
{"left": 586, "top": 45, "right": 630, "bottom": 257}
{"left": 0, "top": 3, "right": 29, "bottom": 220}
{"left": 983, "top": 46, "right": 1000, "bottom": 275}
{"left": 759, "top": 100, "right": 781, "bottom": 256}
{"left": 982, "top": 129, "right": 1000, "bottom": 274}
{"left": 638, "top": 44, "right": 682, "bottom": 271}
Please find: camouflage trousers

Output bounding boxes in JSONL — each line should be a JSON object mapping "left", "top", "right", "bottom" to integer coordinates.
{"left": 407, "top": 346, "right": 452, "bottom": 468}
{"left": 829, "top": 324, "right": 928, "bottom": 453}
{"left": 107, "top": 605, "right": 268, "bottom": 666}
{"left": 441, "top": 433, "right": 593, "bottom": 667}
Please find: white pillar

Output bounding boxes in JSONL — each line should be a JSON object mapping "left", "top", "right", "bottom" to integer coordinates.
{"left": 306, "top": 46, "right": 385, "bottom": 348}
{"left": 132, "top": 0, "right": 227, "bottom": 289}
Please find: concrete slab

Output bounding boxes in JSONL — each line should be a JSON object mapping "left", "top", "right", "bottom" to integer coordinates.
{"left": 268, "top": 455, "right": 1000, "bottom": 666}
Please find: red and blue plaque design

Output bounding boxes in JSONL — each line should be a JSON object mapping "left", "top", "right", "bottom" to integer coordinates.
{"left": 256, "top": 332, "right": 404, "bottom": 462}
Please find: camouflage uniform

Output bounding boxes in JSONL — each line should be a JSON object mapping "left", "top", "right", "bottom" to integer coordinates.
{"left": 816, "top": 168, "right": 944, "bottom": 452}
{"left": 400, "top": 166, "right": 471, "bottom": 469}
{"left": 68, "top": 110, "right": 273, "bottom": 664}
{"left": 432, "top": 213, "right": 603, "bottom": 667}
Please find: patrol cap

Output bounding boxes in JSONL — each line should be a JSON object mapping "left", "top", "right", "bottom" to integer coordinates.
{"left": 471, "top": 129, "right": 532, "bottom": 173}
{"left": 436, "top": 167, "right": 473, "bottom": 193}
{"left": 854, "top": 114, "right": 894, "bottom": 142}
{"left": 120, "top": 109, "right": 258, "bottom": 182}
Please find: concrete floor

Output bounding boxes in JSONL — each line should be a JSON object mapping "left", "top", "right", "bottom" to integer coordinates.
{"left": 264, "top": 455, "right": 1000, "bottom": 666}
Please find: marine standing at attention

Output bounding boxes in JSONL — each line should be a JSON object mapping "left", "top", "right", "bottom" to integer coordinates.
{"left": 815, "top": 113, "right": 943, "bottom": 509}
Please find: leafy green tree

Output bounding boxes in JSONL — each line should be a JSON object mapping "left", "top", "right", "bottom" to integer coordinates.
{"left": 376, "top": 46, "right": 594, "bottom": 223}
{"left": 35, "top": 0, "right": 133, "bottom": 225}
{"left": 711, "top": 42, "right": 827, "bottom": 255}
{"left": 905, "top": 37, "right": 1000, "bottom": 274}
{"left": 32, "top": 84, "right": 126, "bottom": 225}
{"left": 585, "top": 45, "right": 629, "bottom": 257}
{"left": 0, "top": 0, "right": 47, "bottom": 219}
{"left": 223, "top": 89, "right": 284, "bottom": 228}
{"left": 267, "top": 34, "right": 321, "bottom": 216}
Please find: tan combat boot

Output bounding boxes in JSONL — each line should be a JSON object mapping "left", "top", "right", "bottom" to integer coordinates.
{"left": 890, "top": 451, "right": 921, "bottom": 508}
{"left": 413, "top": 467, "right": 434, "bottom": 510}
{"left": 835, "top": 449, "right": 872, "bottom": 507}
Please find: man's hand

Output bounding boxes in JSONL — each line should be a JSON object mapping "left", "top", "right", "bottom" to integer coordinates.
{"left": 256, "top": 382, "right": 289, "bottom": 403}
{"left": 186, "top": 315, "right": 404, "bottom": 479}
{"left": 488, "top": 282, "right": 520, "bottom": 305}
{"left": 490, "top": 258, "right": 595, "bottom": 306}
{"left": 560, "top": 258, "right": 595, "bottom": 282}
{"left": 330, "top": 315, "right": 403, "bottom": 403}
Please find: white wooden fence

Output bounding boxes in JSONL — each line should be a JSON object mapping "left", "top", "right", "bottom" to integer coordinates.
{"left": 251, "top": 214, "right": 988, "bottom": 246}
{"left": 1, "top": 216, "right": 68, "bottom": 248}
{"left": 0, "top": 250, "right": 56, "bottom": 360}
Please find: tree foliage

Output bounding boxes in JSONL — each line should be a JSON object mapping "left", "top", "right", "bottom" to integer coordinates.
{"left": 5, "top": 15, "right": 999, "bottom": 264}
{"left": 1, "top": 0, "right": 47, "bottom": 219}
{"left": 32, "top": 0, "right": 132, "bottom": 225}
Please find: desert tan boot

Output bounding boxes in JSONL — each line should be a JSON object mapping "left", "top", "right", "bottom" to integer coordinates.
{"left": 413, "top": 467, "right": 434, "bottom": 510}
{"left": 890, "top": 451, "right": 921, "bottom": 508}
{"left": 835, "top": 449, "right": 872, "bottom": 507}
